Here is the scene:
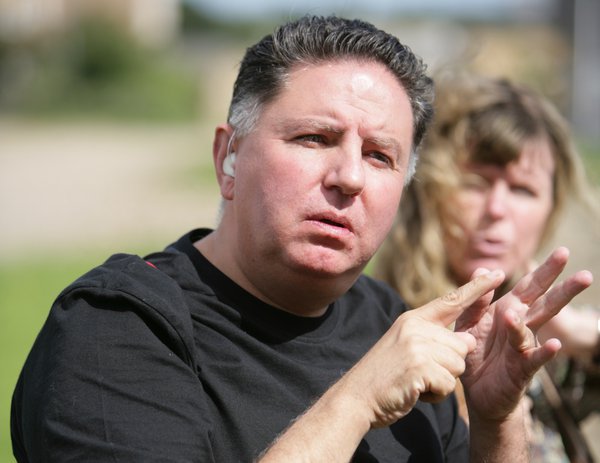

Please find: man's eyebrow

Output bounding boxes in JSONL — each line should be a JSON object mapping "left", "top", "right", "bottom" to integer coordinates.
{"left": 277, "top": 118, "right": 343, "bottom": 134}
{"left": 276, "top": 119, "right": 403, "bottom": 156}
{"left": 366, "top": 136, "right": 401, "bottom": 154}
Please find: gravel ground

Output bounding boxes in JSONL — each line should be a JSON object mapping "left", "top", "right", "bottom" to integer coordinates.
{"left": 0, "top": 119, "right": 221, "bottom": 259}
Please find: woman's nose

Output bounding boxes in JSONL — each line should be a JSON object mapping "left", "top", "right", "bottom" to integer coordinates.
{"left": 485, "top": 181, "right": 508, "bottom": 219}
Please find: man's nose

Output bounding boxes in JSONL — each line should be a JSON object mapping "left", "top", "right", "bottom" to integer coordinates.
{"left": 323, "top": 143, "right": 366, "bottom": 197}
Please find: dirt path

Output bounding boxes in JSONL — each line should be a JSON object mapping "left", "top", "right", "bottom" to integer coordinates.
{"left": 0, "top": 119, "right": 221, "bottom": 259}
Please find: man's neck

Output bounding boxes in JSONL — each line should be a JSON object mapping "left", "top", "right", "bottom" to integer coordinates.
{"left": 194, "top": 232, "right": 356, "bottom": 317}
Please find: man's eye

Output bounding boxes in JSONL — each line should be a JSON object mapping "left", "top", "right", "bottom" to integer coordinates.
{"left": 296, "top": 134, "right": 326, "bottom": 144}
{"left": 367, "top": 151, "right": 393, "bottom": 167}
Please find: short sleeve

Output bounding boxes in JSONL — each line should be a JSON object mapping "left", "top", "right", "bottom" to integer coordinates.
{"left": 11, "top": 265, "right": 215, "bottom": 462}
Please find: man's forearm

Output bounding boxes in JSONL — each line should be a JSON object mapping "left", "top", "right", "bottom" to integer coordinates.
{"left": 257, "top": 380, "right": 371, "bottom": 462}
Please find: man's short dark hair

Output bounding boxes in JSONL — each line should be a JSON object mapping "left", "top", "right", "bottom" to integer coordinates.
{"left": 228, "top": 15, "right": 434, "bottom": 157}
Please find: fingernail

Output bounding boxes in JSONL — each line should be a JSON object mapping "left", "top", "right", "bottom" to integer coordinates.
{"left": 486, "top": 269, "right": 503, "bottom": 279}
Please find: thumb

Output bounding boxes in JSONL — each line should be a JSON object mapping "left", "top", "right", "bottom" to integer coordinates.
{"left": 414, "top": 269, "right": 504, "bottom": 327}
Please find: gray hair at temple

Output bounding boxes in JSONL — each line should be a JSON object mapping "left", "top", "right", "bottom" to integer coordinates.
{"left": 226, "top": 15, "right": 434, "bottom": 181}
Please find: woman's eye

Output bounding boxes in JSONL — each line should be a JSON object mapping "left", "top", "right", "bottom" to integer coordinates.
{"left": 460, "top": 174, "right": 487, "bottom": 191}
{"left": 511, "top": 185, "right": 536, "bottom": 197}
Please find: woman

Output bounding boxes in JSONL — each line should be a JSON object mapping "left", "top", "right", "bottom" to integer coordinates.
{"left": 374, "top": 72, "right": 600, "bottom": 462}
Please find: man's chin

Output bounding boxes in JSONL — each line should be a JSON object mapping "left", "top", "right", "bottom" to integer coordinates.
{"left": 285, "top": 240, "right": 370, "bottom": 277}
{"left": 290, "top": 254, "right": 363, "bottom": 280}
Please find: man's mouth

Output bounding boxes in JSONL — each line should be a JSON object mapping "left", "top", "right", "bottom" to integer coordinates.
{"left": 307, "top": 212, "right": 354, "bottom": 235}
{"left": 320, "top": 218, "right": 346, "bottom": 228}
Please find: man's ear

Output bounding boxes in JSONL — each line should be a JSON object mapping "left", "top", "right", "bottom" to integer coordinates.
{"left": 213, "top": 124, "right": 236, "bottom": 200}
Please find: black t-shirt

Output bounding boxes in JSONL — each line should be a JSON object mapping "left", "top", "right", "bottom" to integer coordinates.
{"left": 11, "top": 229, "right": 468, "bottom": 462}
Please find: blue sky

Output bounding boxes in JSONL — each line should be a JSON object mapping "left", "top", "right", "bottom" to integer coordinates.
{"left": 187, "top": 0, "right": 553, "bottom": 21}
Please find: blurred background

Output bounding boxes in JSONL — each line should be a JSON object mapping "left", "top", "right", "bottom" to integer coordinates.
{"left": 1, "top": 0, "right": 598, "bottom": 460}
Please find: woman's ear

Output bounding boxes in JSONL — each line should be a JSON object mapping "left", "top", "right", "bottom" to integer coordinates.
{"left": 213, "top": 124, "right": 236, "bottom": 200}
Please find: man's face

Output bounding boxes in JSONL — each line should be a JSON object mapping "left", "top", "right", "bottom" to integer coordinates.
{"left": 228, "top": 60, "right": 414, "bottom": 284}
{"left": 444, "top": 138, "right": 555, "bottom": 284}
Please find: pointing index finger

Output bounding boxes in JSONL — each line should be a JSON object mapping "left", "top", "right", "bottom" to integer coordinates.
{"left": 413, "top": 269, "right": 505, "bottom": 327}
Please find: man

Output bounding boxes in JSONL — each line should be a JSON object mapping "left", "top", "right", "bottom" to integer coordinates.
{"left": 12, "top": 15, "right": 592, "bottom": 462}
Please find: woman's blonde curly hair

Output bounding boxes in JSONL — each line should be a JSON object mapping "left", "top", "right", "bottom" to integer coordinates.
{"left": 373, "top": 72, "right": 597, "bottom": 308}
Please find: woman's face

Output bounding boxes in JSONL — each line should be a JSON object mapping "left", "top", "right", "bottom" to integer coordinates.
{"left": 444, "top": 137, "right": 555, "bottom": 285}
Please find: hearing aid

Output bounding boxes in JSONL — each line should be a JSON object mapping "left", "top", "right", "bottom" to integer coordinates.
{"left": 223, "top": 131, "right": 236, "bottom": 177}
{"left": 223, "top": 152, "right": 236, "bottom": 177}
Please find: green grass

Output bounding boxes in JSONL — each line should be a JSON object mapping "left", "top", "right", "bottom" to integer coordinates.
{"left": 2, "top": 17, "right": 200, "bottom": 123}
{"left": 13, "top": 55, "right": 199, "bottom": 123}
{"left": 0, "top": 253, "right": 109, "bottom": 461}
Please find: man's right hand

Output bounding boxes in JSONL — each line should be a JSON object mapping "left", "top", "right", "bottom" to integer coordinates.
{"left": 334, "top": 268, "right": 505, "bottom": 428}
{"left": 258, "top": 269, "right": 506, "bottom": 463}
